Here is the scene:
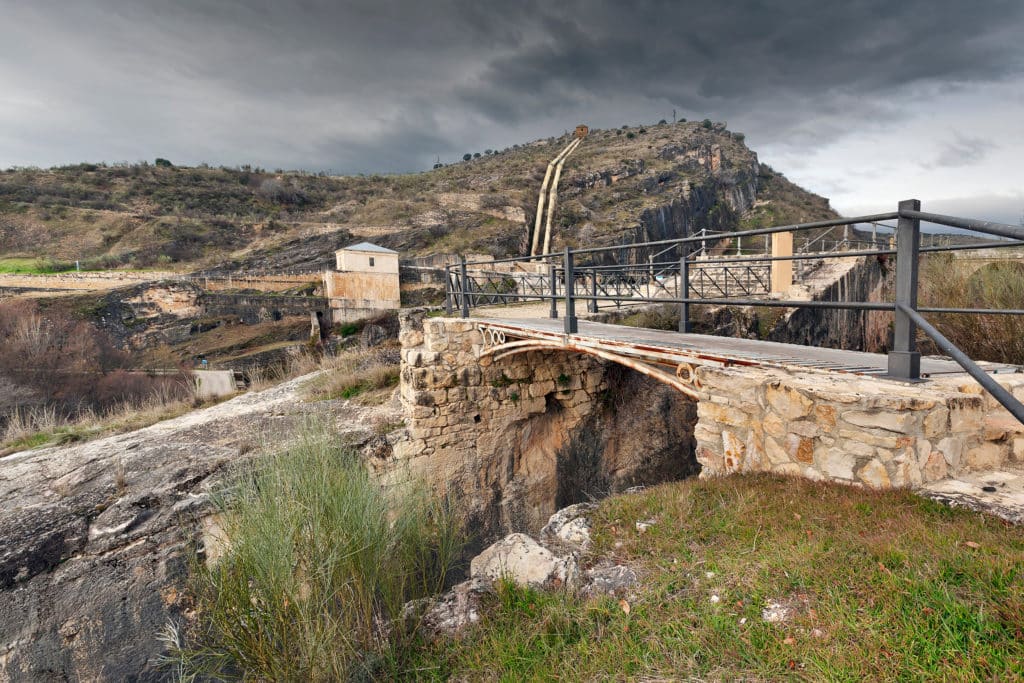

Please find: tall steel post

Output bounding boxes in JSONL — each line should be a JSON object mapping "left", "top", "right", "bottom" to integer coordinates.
{"left": 589, "top": 269, "right": 598, "bottom": 313}
{"left": 679, "top": 250, "right": 691, "bottom": 333}
{"left": 549, "top": 263, "right": 558, "bottom": 319}
{"left": 459, "top": 256, "right": 470, "bottom": 318}
{"left": 888, "top": 199, "right": 921, "bottom": 379}
{"left": 563, "top": 247, "right": 577, "bottom": 334}
{"left": 444, "top": 265, "right": 453, "bottom": 315}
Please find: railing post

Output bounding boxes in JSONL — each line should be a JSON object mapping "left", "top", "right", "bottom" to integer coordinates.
{"left": 444, "top": 265, "right": 453, "bottom": 315}
{"left": 563, "top": 247, "right": 577, "bottom": 334}
{"left": 679, "top": 250, "right": 691, "bottom": 333}
{"left": 459, "top": 256, "right": 470, "bottom": 318}
{"left": 888, "top": 198, "right": 921, "bottom": 379}
{"left": 589, "top": 268, "right": 598, "bottom": 313}
{"left": 548, "top": 263, "right": 558, "bottom": 319}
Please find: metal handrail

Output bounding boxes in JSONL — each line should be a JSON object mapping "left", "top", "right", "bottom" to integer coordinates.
{"left": 445, "top": 200, "right": 1024, "bottom": 425}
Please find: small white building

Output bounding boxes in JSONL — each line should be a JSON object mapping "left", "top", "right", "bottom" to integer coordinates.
{"left": 324, "top": 242, "right": 401, "bottom": 321}
{"left": 335, "top": 242, "right": 399, "bottom": 273}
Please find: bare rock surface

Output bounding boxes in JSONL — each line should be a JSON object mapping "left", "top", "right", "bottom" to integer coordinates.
{"left": 0, "top": 372, "right": 372, "bottom": 683}
{"left": 470, "top": 532, "right": 579, "bottom": 589}
{"left": 919, "top": 466, "right": 1024, "bottom": 524}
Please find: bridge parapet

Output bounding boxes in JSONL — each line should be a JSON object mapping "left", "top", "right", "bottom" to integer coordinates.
{"left": 695, "top": 364, "right": 1024, "bottom": 486}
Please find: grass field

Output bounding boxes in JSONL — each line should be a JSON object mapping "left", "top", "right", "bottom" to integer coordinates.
{"left": 408, "top": 475, "right": 1024, "bottom": 681}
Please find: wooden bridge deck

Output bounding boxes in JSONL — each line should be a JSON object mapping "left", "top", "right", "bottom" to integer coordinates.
{"left": 475, "top": 317, "right": 1020, "bottom": 379}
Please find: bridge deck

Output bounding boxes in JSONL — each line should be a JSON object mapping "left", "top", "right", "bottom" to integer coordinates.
{"left": 476, "top": 317, "right": 1019, "bottom": 379}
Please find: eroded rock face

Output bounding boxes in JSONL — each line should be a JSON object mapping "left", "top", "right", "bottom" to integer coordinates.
{"left": 0, "top": 375, "right": 336, "bottom": 682}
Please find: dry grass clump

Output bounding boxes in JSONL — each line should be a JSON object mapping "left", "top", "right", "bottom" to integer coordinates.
{"left": 163, "top": 420, "right": 462, "bottom": 681}
{"left": 0, "top": 379, "right": 201, "bottom": 454}
{"left": 918, "top": 253, "right": 1024, "bottom": 364}
{"left": 304, "top": 344, "right": 401, "bottom": 403}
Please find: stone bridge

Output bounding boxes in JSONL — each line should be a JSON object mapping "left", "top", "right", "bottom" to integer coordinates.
{"left": 385, "top": 312, "right": 1024, "bottom": 538}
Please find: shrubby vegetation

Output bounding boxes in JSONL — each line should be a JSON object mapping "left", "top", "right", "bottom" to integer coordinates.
{"left": 164, "top": 421, "right": 462, "bottom": 681}
{"left": 919, "top": 253, "right": 1024, "bottom": 364}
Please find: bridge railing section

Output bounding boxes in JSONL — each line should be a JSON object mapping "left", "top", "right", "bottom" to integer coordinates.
{"left": 445, "top": 200, "right": 1024, "bottom": 424}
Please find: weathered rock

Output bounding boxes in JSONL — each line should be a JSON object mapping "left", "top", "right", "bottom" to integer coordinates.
{"left": 406, "top": 577, "right": 493, "bottom": 640}
{"left": 0, "top": 373, "right": 345, "bottom": 682}
{"left": 539, "top": 503, "right": 596, "bottom": 550}
{"left": 470, "top": 533, "right": 578, "bottom": 589}
{"left": 584, "top": 564, "right": 639, "bottom": 596}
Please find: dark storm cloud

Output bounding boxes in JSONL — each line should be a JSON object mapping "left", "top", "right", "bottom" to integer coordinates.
{"left": 0, "top": 0, "right": 1022, "bottom": 173}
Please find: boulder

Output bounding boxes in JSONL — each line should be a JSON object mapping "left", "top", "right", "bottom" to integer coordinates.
{"left": 470, "top": 533, "right": 578, "bottom": 589}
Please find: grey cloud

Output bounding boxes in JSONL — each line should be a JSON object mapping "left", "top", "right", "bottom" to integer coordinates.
{"left": 0, "top": 0, "right": 1022, "bottom": 173}
{"left": 931, "top": 134, "right": 996, "bottom": 168}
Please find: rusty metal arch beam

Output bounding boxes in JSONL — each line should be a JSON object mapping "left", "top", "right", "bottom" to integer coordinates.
{"left": 481, "top": 339, "right": 701, "bottom": 399}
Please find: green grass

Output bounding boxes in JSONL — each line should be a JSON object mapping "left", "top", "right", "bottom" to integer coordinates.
{"left": 407, "top": 475, "right": 1024, "bottom": 681}
{"left": 166, "top": 420, "right": 463, "bottom": 681}
{"left": 0, "top": 257, "right": 74, "bottom": 274}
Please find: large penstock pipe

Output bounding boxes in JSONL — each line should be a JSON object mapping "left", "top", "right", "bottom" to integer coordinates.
{"left": 531, "top": 137, "right": 582, "bottom": 255}
{"left": 541, "top": 137, "right": 581, "bottom": 255}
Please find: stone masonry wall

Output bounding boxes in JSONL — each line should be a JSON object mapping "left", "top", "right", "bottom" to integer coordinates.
{"left": 695, "top": 365, "right": 1024, "bottom": 487}
{"left": 387, "top": 313, "right": 698, "bottom": 544}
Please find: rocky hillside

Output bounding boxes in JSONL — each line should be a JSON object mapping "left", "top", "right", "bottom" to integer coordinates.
{"left": 0, "top": 121, "right": 836, "bottom": 273}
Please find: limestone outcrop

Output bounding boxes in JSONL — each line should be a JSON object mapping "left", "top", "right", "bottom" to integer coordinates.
{"left": 0, "top": 374, "right": 378, "bottom": 682}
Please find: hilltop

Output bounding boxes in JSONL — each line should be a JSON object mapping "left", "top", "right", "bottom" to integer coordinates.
{"left": 0, "top": 120, "right": 835, "bottom": 273}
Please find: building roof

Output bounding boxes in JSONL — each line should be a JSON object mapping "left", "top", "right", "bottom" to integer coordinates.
{"left": 339, "top": 241, "right": 398, "bottom": 254}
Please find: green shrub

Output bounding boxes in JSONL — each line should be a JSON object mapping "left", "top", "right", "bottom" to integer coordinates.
{"left": 166, "top": 421, "right": 463, "bottom": 680}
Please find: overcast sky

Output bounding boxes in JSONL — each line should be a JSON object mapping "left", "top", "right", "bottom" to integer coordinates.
{"left": 1, "top": 0, "right": 1021, "bottom": 223}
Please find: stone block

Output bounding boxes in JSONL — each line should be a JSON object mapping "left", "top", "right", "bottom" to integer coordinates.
{"left": 923, "top": 408, "right": 949, "bottom": 438}
{"left": 765, "top": 384, "right": 813, "bottom": 420}
{"left": 814, "top": 404, "right": 837, "bottom": 430}
{"left": 784, "top": 433, "right": 814, "bottom": 464}
{"left": 921, "top": 450, "right": 948, "bottom": 481}
{"left": 937, "top": 437, "right": 963, "bottom": 471}
{"left": 983, "top": 415, "right": 1020, "bottom": 442}
{"left": 764, "top": 437, "right": 791, "bottom": 466}
{"left": 763, "top": 412, "right": 786, "bottom": 438}
{"left": 857, "top": 459, "right": 890, "bottom": 488}
{"left": 964, "top": 442, "right": 1004, "bottom": 470}
{"left": 788, "top": 421, "right": 819, "bottom": 438}
{"left": 842, "top": 411, "right": 914, "bottom": 434}
{"left": 1014, "top": 438, "right": 1024, "bottom": 463}
{"left": 699, "top": 402, "right": 750, "bottom": 428}
{"left": 722, "top": 430, "right": 745, "bottom": 472}
{"left": 817, "top": 448, "right": 854, "bottom": 480}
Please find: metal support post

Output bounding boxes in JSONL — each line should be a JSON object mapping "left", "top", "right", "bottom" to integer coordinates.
{"left": 679, "top": 251, "right": 691, "bottom": 332}
{"left": 888, "top": 199, "right": 921, "bottom": 379}
{"left": 563, "top": 247, "right": 577, "bottom": 334}
{"left": 459, "top": 257, "right": 470, "bottom": 318}
{"left": 548, "top": 263, "right": 558, "bottom": 319}
{"left": 589, "top": 269, "right": 598, "bottom": 313}
{"left": 444, "top": 266, "right": 453, "bottom": 315}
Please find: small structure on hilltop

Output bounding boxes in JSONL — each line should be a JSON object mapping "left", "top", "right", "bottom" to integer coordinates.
{"left": 323, "top": 242, "right": 401, "bottom": 322}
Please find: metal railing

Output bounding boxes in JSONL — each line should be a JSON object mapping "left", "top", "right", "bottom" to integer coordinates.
{"left": 445, "top": 200, "right": 1024, "bottom": 424}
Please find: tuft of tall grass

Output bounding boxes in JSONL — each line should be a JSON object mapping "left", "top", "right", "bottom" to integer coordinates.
{"left": 919, "top": 254, "right": 1024, "bottom": 364}
{"left": 166, "top": 421, "right": 462, "bottom": 681}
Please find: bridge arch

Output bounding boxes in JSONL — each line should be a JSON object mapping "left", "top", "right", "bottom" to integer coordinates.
{"left": 479, "top": 333, "right": 703, "bottom": 399}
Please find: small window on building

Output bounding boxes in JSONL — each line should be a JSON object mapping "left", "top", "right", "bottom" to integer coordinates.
{"left": 369, "top": 257, "right": 375, "bottom": 267}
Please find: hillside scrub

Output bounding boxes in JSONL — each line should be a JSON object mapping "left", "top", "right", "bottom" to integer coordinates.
{"left": 408, "top": 475, "right": 1024, "bottom": 680}
{"left": 0, "top": 299, "right": 193, "bottom": 419}
{"left": 165, "top": 421, "right": 463, "bottom": 681}
{"left": 918, "top": 253, "right": 1024, "bottom": 364}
